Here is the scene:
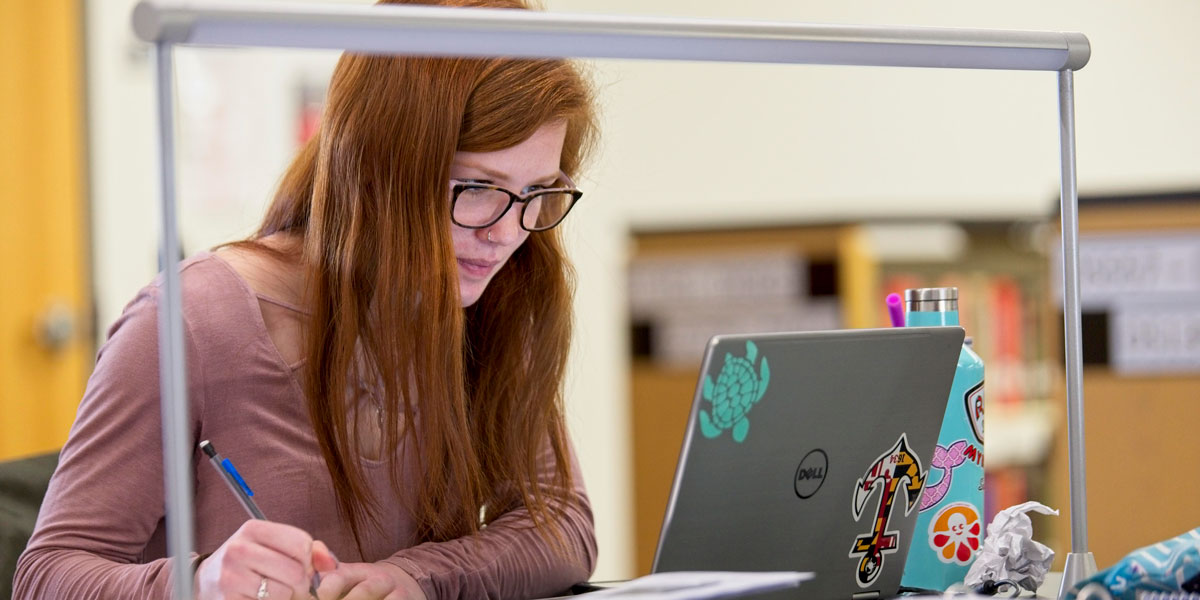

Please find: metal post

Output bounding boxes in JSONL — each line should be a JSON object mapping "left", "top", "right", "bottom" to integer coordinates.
{"left": 1056, "top": 68, "right": 1097, "bottom": 600}
{"left": 153, "top": 41, "right": 196, "bottom": 600}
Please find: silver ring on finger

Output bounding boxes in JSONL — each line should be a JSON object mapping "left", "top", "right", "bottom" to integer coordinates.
{"left": 257, "top": 576, "right": 270, "bottom": 599}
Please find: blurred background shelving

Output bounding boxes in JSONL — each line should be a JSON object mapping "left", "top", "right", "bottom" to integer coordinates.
{"left": 624, "top": 194, "right": 1195, "bottom": 573}
{"left": 1045, "top": 193, "right": 1200, "bottom": 571}
{"left": 626, "top": 218, "right": 1064, "bottom": 575}
{"left": 626, "top": 198, "right": 1200, "bottom": 575}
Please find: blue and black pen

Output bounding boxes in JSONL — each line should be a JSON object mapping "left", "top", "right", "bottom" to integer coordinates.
{"left": 199, "top": 440, "right": 321, "bottom": 597}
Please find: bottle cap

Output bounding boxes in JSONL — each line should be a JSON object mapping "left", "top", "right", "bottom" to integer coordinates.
{"left": 904, "top": 286, "right": 959, "bottom": 312}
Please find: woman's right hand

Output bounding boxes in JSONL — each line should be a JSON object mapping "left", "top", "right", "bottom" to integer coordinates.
{"left": 196, "top": 519, "right": 337, "bottom": 599}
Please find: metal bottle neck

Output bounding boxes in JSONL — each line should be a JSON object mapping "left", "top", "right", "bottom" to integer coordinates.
{"left": 904, "top": 287, "right": 959, "bottom": 313}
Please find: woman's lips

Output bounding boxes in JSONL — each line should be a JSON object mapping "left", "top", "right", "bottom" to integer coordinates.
{"left": 457, "top": 258, "right": 497, "bottom": 279}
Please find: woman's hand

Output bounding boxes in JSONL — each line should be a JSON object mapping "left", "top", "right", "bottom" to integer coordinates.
{"left": 195, "top": 519, "right": 337, "bottom": 599}
{"left": 315, "top": 561, "right": 427, "bottom": 600}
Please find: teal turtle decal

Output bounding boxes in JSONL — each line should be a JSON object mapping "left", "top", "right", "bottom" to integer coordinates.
{"left": 699, "top": 340, "right": 770, "bottom": 443}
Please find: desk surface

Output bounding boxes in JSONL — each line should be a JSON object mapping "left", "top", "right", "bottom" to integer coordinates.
{"left": 1038, "top": 573, "right": 1065, "bottom": 599}
{"left": 542, "top": 572, "right": 1070, "bottom": 599}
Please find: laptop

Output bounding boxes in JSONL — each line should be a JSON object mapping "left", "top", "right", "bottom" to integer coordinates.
{"left": 649, "top": 326, "right": 964, "bottom": 600}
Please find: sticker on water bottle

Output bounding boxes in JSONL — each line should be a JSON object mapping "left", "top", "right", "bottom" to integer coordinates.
{"left": 927, "top": 502, "right": 982, "bottom": 565}
{"left": 964, "top": 381, "right": 985, "bottom": 444}
{"left": 920, "top": 439, "right": 981, "bottom": 512}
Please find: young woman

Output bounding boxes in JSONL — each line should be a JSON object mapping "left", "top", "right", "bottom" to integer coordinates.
{"left": 14, "top": 1, "right": 599, "bottom": 598}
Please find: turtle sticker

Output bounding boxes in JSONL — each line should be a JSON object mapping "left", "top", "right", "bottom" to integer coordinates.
{"left": 848, "top": 434, "right": 926, "bottom": 588}
{"left": 699, "top": 340, "right": 770, "bottom": 443}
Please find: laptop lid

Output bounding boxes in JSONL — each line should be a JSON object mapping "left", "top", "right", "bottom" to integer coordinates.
{"left": 651, "top": 327, "right": 964, "bottom": 600}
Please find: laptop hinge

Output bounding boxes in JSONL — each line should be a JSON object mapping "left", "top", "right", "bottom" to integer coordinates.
{"left": 852, "top": 592, "right": 881, "bottom": 600}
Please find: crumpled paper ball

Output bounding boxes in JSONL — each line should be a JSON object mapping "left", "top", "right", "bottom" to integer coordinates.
{"left": 964, "top": 501, "right": 1059, "bottom": 592}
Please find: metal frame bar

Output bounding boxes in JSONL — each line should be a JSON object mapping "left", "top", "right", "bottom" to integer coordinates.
{"left": 135, "top": 3, "right": 1094, "bottom": 599}
{"left": 1055, "top": 69, "right": 1099, "bottom": 599}
{"left": 133, "top": 1, "right": 1090, "bottom": 70}
{"left": 150, "top": 41, "right": 195, "bottom": 600}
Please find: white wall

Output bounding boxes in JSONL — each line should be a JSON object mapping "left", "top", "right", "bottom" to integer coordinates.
{"left": 88, "top": 0, "right": 1200, "bottom": 580}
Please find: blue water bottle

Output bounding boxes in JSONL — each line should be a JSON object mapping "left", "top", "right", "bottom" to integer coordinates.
{"left": 901, "top": 287, "right": 986, "bottom": 591}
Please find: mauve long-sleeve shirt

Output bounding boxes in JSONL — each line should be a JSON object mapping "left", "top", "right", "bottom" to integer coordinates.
{"left": 14, "top": 252, "right": 597, "bottom": 599}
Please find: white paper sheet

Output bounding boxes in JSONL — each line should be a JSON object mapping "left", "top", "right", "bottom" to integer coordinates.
{"left": 585, "top": 571, "right": 813, "bottom": 600}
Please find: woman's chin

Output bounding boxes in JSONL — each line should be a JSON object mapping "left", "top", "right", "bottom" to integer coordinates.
{"left": 458, "top": 266, "right": 500, "bottom": 307}
{"left": 459, "top": 284, "right": 484, "bottom": 307}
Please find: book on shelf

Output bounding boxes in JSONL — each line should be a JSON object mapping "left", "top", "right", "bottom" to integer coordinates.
{"left": 630, "top": 249, "right": 841, "bottom": 367}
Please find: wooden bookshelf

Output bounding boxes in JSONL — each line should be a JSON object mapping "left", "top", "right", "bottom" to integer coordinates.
{"left": 628, "top": 223, "right": 848, "bottom": 574}
{"left": 626, "top": 197, "right": 1200, "bottom": 575}
{"left": 626, "top": 220, "right": 1059, "bottom": 574}
{"left": 1045, "top": 194, "right": 1200, "bottom": 569}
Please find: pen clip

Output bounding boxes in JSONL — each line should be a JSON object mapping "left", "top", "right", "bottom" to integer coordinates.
{"left": 221, "top": 458, "right": 254, "bottom": 498}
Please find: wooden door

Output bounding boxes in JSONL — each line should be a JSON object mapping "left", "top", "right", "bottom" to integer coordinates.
{"left": 0, "top": 0, "right": 91, "bottom": 460}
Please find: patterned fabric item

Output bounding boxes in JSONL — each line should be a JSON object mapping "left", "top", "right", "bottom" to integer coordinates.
{"left": 1068, "top": 528, "right": 1200, "bottom": 600}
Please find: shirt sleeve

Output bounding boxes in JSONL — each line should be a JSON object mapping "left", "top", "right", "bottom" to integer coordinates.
{"left": 382, "top": 439, "right": 598, "bottom": 600}
{"left": 13, "top": 285, "right": 206, "bottom": 599}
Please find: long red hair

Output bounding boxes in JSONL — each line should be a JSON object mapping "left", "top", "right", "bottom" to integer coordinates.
{"left": 252, "top": 0, "right": 597, "bottom": 551}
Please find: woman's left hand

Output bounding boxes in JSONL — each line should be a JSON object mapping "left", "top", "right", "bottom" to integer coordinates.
{"left": 316, "top": 561, "right": 427, "bottom": 600}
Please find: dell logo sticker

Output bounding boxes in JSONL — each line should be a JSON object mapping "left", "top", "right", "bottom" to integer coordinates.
{"left": 794, "top": 449, "right": 829, "bottom": 499}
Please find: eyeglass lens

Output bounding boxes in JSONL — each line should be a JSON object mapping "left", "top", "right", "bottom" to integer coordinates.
{"left": 454, "top": 188, "right": 574, "bottom": 230}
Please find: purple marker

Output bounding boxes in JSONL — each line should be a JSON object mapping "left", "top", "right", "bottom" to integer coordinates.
{"left": 886, "top": 293, "right": 905, "bottom": 327}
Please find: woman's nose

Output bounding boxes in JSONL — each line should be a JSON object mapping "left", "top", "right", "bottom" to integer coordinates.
{"left": 482, "top": 206, "right": 523, "bottom": 245}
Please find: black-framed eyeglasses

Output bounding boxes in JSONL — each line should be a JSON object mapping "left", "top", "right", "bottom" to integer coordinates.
{"left": 449, "top": 172, "right": 582, "bottom": 232}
